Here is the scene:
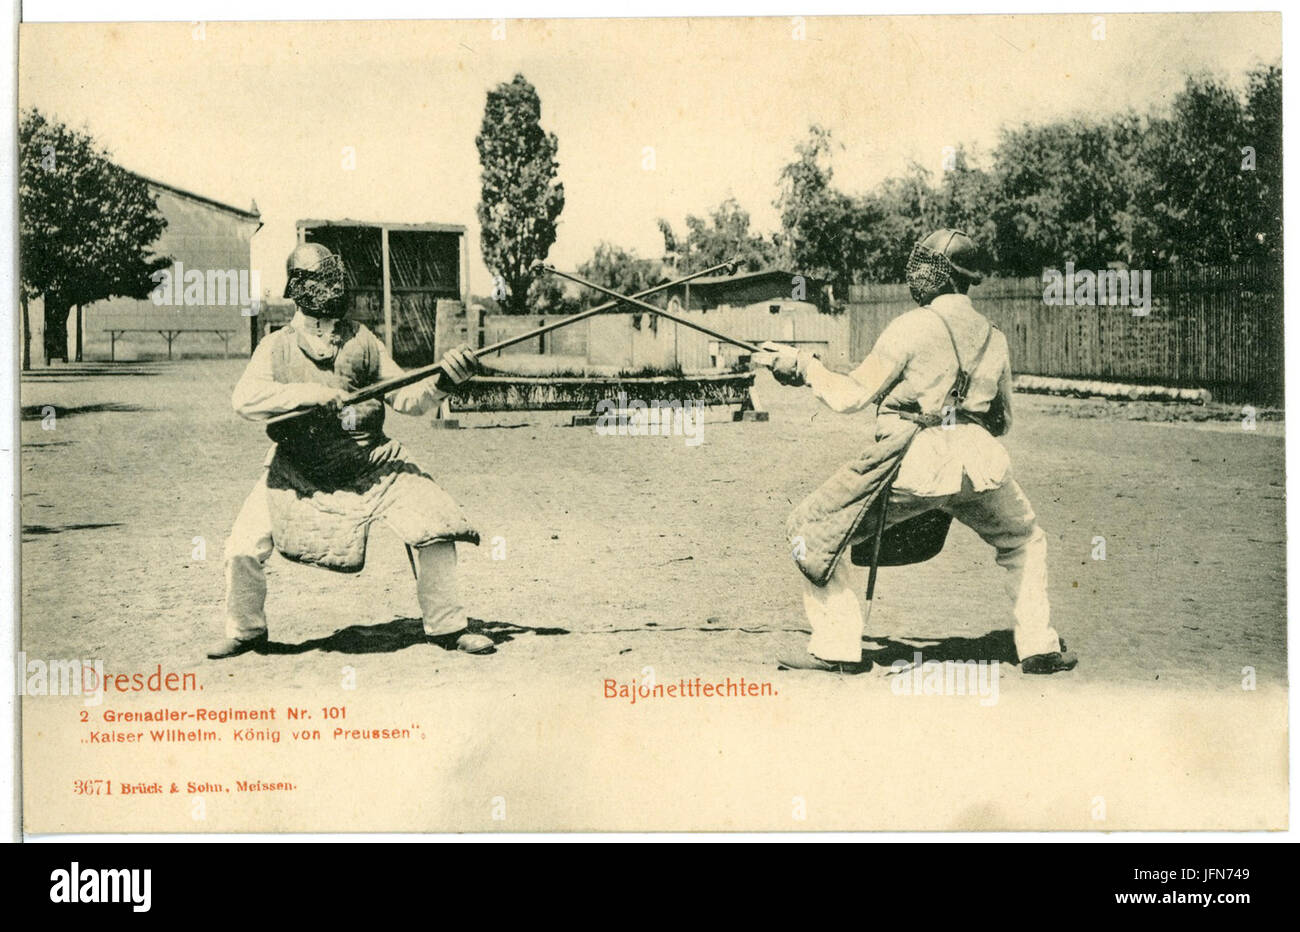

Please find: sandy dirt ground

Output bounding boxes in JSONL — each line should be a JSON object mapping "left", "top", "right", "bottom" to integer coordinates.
{"left": 19, "top": 359, "right": 1286, "bottom": 689}
{"left": 17, "top": 359, "right": 1289, "bottom": 831}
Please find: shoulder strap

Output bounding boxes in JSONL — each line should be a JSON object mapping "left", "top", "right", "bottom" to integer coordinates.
{"left": 929, "top": 307, "right": 993, "bottom": 372}
{"left": 929, "top": 308, "right": 995, "bottom": 408}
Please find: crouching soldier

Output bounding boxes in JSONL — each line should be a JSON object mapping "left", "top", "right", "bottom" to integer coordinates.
{"left": 208, "top": 242, "right": 493, "bottom": 659}
{"left": 755, "top": 229, "right": 1076, "bottom": 675}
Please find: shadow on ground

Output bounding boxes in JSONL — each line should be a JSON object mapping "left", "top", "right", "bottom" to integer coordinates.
{"left": 23, "top": 522, "right": 124, "bottom": 539}
{"left": 21, "top": 402, "right": 150, "bottom": 420}
{"left": 863, "top": 629, "right": 1020, "bottom": 670}
{"left": 261, "top": 617, "right": 570, "bottom": 655}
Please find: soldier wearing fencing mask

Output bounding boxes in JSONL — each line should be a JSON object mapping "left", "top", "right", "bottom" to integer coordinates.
{"left": 756, "top": 229, "right": 1076, "bottom": 675}
{"left": 209, "top": 243, "right": 493, "bottom": 659}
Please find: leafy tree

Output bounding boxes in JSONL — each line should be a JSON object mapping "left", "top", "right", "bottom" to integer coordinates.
{"left": 475, "top": 74, "right": 565, "bottom": 314}
{"left": 657, "top": 218, "right": 684, "bottom": 274}
{"left": 773, "top": 62, "right": 1281, "bottom": 283}
{"left": 525, "top": 274, "right": 581, "bottom": 316}
{"left": 990, "top": 117, "right": 1151, "bottom": 274}
{"left": 577, "top": 241, "right": 663, "bottom": 305}
{"left": 1242, "top": 64, "right": 1282, "bottom": 263}
{"left": 656, "top": 197, "right": 779, "bottom": 286}
{"left": 1096, "top": 112, "right": 1161, "bottom": 268}
{"left": 776, "top": 128, "right": 963, "bottom": 288}
{"left": 1137, "top": 74, "right": 1257, "bottom": 266}
{"left": 858, "top": 163, "right": 940, "bottom": 282}
{"left": 775, "top": 125, "right": 865, "bottom": 287}
{"left": 18, "top": 108, "right": 169, "bottom": 366}
{"left": 927, "top": 145, "right": 1000, "bottom": 266}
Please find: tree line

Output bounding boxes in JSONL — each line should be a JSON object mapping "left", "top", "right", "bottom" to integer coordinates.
{"left": 15, "top": 64, "right": 1282, "bottom": 361}
{"left": 477, "top": 65, "right": 1281, "bottom": 314}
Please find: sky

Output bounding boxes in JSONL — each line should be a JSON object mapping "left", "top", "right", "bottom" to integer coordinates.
{"left": 18, "top": 13, "right": 1281, "bottom": 298}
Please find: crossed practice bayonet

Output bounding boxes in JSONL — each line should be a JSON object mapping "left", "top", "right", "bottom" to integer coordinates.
{"left": 259, "top": 261, "right": 916, "bottom": 601}
{"left": 263, "top": 257, "right": 758, "bottom": 428}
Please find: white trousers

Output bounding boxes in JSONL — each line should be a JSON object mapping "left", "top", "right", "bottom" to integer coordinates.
{"left": 802, "top": 475, "right": 1059, "bottom": 663}
{"left": 223, "top": 475, "right": 467, "bottom": 640}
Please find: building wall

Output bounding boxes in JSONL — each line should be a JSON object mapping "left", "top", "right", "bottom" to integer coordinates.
{"left": 479, "top": 302, "right": 849, "bottom": 374}
{"left": 27, "top": 186, "right": 260, "bottom": 363}
{"left": 662, "top": 274, "right": 829, "bottom": 313}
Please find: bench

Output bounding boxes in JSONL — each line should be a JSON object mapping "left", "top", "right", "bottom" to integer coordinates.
{"left": 104, "top": 328, "right": 237, "bottom": 361}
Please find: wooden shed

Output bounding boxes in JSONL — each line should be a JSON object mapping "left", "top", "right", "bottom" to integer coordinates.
{"left": 296, "top": 219, "right": 469, "bottom": 367}
{"left": 659, "top": 269, "right": 832, "bottom": 315}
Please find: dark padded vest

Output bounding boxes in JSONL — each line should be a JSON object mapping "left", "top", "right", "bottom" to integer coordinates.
{"left": 264, "top": 322, "right": 390, "bottom": 483}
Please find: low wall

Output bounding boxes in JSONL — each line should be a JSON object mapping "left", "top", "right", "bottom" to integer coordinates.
{"left": 447, "top": 373, "right": 755, "bottom": 413}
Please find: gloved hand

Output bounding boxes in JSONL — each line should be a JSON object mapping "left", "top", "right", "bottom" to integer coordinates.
{"left": 304, "top": 385, "right": 348, "bottom": 409}
{"left": 435, "top": 343, "right": 480, "bottom": 389}
{"left": 752, "top": 341, "right": 811, "bottom": 387}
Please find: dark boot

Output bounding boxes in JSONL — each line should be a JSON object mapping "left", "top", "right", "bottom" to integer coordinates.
{"left": 1021, "top": 641, "right": 1078, "bottom": 674}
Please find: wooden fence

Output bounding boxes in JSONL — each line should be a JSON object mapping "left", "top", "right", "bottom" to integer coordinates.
{"left": 847, "top": 263, "right": 1283, "bottom": 405}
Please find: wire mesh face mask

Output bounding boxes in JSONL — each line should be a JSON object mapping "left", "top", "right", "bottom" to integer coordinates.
{"left": 285, "top": 253, "right": 347, "bottom": 317}
{"left": 905, "top": 242, "right": 958, "bottom": 307}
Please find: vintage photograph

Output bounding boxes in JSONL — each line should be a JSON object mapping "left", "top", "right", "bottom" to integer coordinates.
{"left": 14, "top": 13, "right": 1286, "bottom": 833}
